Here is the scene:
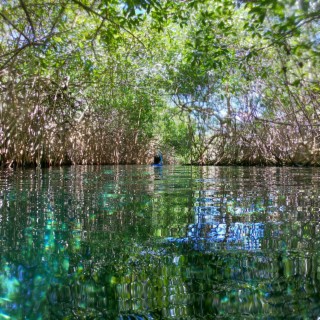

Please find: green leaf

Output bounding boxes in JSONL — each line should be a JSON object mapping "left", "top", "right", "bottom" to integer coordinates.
{"left": 291, "top": 79, "right": 300, "bottom": 87}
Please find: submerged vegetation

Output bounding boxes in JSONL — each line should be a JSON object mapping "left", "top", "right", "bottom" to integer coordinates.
{"left": 0, "top": 0, "right": 319, "bottom": 166}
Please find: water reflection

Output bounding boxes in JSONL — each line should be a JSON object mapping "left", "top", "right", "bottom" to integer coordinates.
{"left": 1, "top": 166, "right": 320, "bottom": 318}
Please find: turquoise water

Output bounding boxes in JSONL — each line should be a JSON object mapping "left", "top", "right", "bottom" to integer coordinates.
{"left": 1, "top": 165, "right": 320, "bottom": 319}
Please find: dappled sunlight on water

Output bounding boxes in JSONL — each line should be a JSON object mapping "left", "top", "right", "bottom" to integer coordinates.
{"left": 1, "top": 166, "right": 320, "bottom": 319}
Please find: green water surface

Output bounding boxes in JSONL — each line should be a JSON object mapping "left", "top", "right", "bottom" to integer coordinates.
{"left": 0, "top": 165, "right": 320, "bottom": 319}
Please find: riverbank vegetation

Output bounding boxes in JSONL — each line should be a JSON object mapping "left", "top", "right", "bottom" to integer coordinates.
{"left": 0, "top": 0, "right": 319, "bottom": 166}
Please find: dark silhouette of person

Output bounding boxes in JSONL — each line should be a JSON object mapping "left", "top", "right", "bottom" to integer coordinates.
{"left": 153, "top": 152, "right": 163, "bottom": 166}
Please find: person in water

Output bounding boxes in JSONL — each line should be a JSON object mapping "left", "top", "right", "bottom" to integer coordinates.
{"left": 153, "top": 152, "right": 163, "bottom": 166}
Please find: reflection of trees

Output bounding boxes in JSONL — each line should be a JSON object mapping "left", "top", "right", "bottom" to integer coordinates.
{"left": 110, "top": 166, "right": 320, "bottom": 318}
{"left": 0, "top": 166, "right": 158, "bottom": 318}
{"left": 1, "top": 166, "right": 320, "bottom": 318}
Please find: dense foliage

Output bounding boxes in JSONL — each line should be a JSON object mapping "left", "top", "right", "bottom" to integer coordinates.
{"left": 0, "top": 0, "right": 319, "bottom": 166}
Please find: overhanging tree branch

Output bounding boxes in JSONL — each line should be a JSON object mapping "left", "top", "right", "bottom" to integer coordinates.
{"left": 0, "top": 11, "right": 30, "bottom": 43}
{"left": 19, "top": 0, "right": 36, "bottom": 39}
{"left": 70, "top": 0, "right": 147, "bottom": 49}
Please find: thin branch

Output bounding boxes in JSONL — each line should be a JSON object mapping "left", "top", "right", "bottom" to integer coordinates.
{"left": 49, "top": 4, "right": 67, "bottom": 35}
{"left": 0, "top": 42, "right": 44, "bottom": 71}
{"left": 0, "top": 11, "right": 30, "bottom": 42}
{"left": 172, "top": 96, "right": 226, "bottom": 124}
{"left": 0, "top": 29, "right": 75, "bottom": 70}
{"left": 254, "top": 116, "right": 320, "bottom": 127}
{"left": 19, "top": 0, "right": 36, "bottom": 39}
{"left": 70, "top": 0, "right": 147, "bottom": 49}
{"left": 243, "top": 12, "right": 320, "bottom": 57}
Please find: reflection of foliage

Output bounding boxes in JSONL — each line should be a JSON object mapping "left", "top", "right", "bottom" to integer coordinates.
{"left": 1, "top": 166, "right": 320, "bottom": 318}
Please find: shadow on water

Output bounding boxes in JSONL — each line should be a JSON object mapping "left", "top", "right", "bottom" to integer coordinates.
{"left": 1, "top": 166, "right": 320, "bottom": 319}
{"left": 153, "top": 166, "right": 163, "bottom": 180}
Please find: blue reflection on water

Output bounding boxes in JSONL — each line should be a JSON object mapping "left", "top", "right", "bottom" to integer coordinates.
{"left": 169, "top": 219, "right": 264, "bottom": 251}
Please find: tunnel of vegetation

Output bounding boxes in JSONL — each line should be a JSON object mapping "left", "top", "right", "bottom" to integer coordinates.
{"left": 0, "top": 0, "right": 319, "bottom": 166}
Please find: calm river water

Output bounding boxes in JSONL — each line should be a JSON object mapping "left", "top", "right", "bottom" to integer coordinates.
{"left": 1, "top": 165, "right": 320, "bottom": 319}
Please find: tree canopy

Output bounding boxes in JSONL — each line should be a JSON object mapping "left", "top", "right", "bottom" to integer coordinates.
{"left": 0, "top": 0, "right": 319, "bottom": 166}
